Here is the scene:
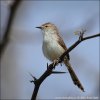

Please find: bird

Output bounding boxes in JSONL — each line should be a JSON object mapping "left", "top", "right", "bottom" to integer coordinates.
{"left": 36, "top": 22, "right": 84, "bottom": 92}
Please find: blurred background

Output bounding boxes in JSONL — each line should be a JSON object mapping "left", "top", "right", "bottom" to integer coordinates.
{"left": 0, "top": 0, "right": 99, "bottom": 99}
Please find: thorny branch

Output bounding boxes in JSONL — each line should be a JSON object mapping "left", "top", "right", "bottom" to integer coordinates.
{"left": 31, "top": 31, "right": 100, "bottom": 100}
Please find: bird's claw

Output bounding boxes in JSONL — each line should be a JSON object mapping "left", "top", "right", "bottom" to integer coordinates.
{"left": 53, "top": 58, "right": 59, "bottom": 68}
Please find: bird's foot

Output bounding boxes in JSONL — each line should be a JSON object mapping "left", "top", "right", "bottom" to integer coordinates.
{"left": 53, "top": 58, "right": 60, "bottom": 68}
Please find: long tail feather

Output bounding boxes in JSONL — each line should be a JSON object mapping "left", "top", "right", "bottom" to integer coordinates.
{"left": 64, "top": 59, "right": 84, "bottom": 92}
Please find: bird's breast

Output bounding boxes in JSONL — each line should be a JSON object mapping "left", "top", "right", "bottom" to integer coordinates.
{"left": 42, "top": 37, "right": 65, "bottom": 61}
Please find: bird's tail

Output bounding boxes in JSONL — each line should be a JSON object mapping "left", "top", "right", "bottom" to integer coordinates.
{"left": 64, "top": 59, "right": 84, "bottom": 92}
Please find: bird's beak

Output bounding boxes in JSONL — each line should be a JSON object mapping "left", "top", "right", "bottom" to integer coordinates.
{"left": 36, "top": 26, "right": 42, "bottom": 29}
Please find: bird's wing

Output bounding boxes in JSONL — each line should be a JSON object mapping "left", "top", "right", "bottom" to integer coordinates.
{"left": 57, "top": 34, "right": 70, "bottom": 60}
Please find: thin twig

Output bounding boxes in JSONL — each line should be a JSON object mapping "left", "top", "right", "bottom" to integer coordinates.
{"left": 31, "top": 32, "right": 100, "bottom": 100}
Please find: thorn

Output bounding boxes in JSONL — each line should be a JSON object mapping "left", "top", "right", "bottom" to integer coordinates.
{"left": 52, "top": 71, "right": 66, "bottom": 74}
{"left": 30, "top": 80, "right": 34, "bottom": 83}
{"left": 47, "top": 63, "right": 49, "bottom": 69}
{"left": 29, "top": 72, "right": 37, "bottom": 81}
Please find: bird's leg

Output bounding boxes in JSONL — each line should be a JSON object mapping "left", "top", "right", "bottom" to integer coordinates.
{"left": 53, "top": 58, "right": 61, "bottom": 68}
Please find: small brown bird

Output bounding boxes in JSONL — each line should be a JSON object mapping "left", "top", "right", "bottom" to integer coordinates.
{"left": 36, "top": 22, "right": 84, "bottom": 92}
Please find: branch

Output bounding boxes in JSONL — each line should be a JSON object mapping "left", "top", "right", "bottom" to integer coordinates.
{"left": 31, "top": 32, "right": 100, "bottom": 100}
{"left": 60, "top": 33, "right": 100, "bottom": 61}
{"left": 0, "top": 0, "right": 21, "bottom": 59}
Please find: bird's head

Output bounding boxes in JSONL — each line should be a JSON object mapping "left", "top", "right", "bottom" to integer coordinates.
{"left": 36, "top": 22, "right": 58, "bottom": 34}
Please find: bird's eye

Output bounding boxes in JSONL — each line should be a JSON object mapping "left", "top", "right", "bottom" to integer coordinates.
{"left": 45, "top": 25, "right": 48, "bottom": 27}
